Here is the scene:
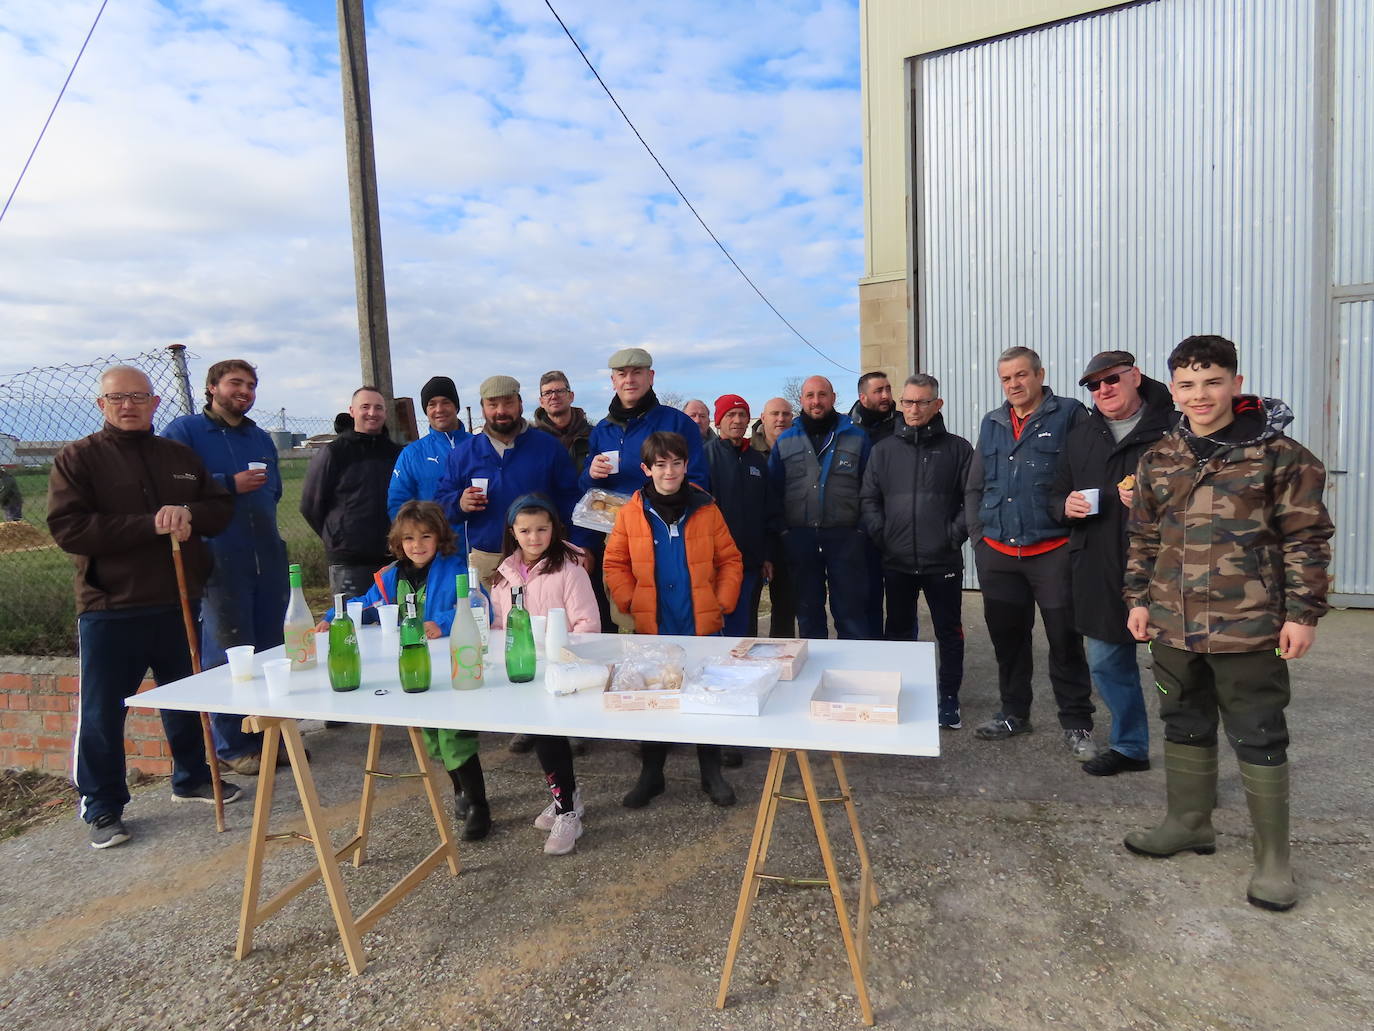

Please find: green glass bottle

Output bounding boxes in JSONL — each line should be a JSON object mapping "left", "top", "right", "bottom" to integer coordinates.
{"left": 327, "top": 592, "right": 362, "bottom": 692}
{"left": 397, "top": 591, "right": 431, "bottom": 693}
{"left": 504, "top": 585, "right": 536, "bottom": 684}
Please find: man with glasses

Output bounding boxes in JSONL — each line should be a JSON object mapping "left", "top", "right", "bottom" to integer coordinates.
{"left": 861, "top": 374, "right": 972, "bottom": 728}
{"left": 47, "top": 366, "right": 240, "bottom": 849}
{"left": 532, "top": 371, "right": 592, "bottom": 470}
{"left": 1050, "top": 351, "right": 1177, "bottom": 775}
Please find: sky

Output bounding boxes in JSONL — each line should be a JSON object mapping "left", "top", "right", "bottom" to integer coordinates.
{"left": 0, "top": 0, "right": 865, "bottom": 432}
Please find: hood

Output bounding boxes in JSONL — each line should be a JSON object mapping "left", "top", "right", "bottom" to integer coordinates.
{"left": 1089, "top": 375, "right": 1178, "bottom": 428}
{"left": 1176, "top": 395, "right": 1290, "bottom": 449}
{"left": 893, "top": 411, "right": 948, "bottom": 444}
{"left": 848, "top": 398, "right": 896, "bottom": 432}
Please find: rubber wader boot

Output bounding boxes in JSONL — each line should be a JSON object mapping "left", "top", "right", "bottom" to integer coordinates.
{"left": 455, "top": 754, "right": 491, "bottom": 841}
{"left": 447, "top": 767, "right": 471, "bottom": 821}
{"left": 1239, "top": 761, "right": 1298, "bottom": 911}
{"left": 1124, "top": 742, "right": 1218, "bottom": 857}
{"left": 697, "top": 744, "right": 737, "bottom": 807}
{"left": 623, "top": 742, "right": 668, "bottom": 808}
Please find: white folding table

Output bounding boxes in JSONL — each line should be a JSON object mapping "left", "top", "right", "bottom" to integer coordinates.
{"left": 135, "top": 628, "right": 938, "bottom": 1025}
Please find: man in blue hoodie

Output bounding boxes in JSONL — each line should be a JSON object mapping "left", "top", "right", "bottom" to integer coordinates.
{"left": 388, "top": 376, "right": 469, "bottom": 541}
{"left": 163, "top": 358, "right": 286, "bottom": 774}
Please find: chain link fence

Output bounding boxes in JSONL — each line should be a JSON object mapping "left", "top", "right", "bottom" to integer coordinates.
{"left": 0, "top": 348, "right": 334, "bottom": 656}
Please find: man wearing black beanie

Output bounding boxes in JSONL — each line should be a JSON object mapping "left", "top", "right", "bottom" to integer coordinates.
{"left": 388, "top": 375, "right": 470, "bottom": 531}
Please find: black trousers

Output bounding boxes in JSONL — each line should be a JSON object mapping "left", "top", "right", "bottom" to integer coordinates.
{"left": 884, "top": 569, "right": 965, "bottom": 700}
{"left": 974, "top": 542, "right": 1094, "bottom": 730}
{"left": 583, "top": 534, "right": 615, "bottom": 633}
{"left": 752, "top": 554, "right": 797, "bottom": 639}
{"left": 1150, "top": 643, "right": 1291, "bottom": 765}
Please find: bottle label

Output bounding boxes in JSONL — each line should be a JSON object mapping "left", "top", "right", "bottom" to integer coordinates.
{"left": 451, "top": 644, "right": 483, "bottom": 683}
{"left": 473, "top": 608, "right": 489, "bottom": 649}
{"left": 287, "top": 626, "right": 317, "bottom": 667}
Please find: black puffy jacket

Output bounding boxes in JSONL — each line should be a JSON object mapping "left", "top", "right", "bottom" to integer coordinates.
{"left": 299, "top": 430, "right": 403, "bottom": 565}
{"left": 859, "top": 414, "right": 972, "bottom": 575}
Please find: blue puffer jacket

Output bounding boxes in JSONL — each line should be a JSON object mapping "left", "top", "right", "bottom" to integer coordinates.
{"left": 964, "top": 387, "right": 1089, "bottom": 548}
{"left": 388, "top": 427, "right": 469, "bottom": 519}
{"left": 320, "top": 550, "right": 465, "bottom": 635}
{"left": 434, "top": 423, "right": 581, "bottom": 553}
{"left": 162, "top": 409, "right": 286, "bottom": 570}
{"left": 578, "top": 396, "right": 709, "bottom": 495}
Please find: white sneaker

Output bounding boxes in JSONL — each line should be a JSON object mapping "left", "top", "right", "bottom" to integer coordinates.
{"left": 544, "top": 811, "right": 583, "bottom": 855}
{"left": 533, "top": 789, "right": 583, "bottom": 831}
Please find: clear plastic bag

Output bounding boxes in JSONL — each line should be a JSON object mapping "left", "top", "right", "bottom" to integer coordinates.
{"left": 571, "top": 488, "right": 632, "bottom": 534}
{"left": 681, "top": 657, "right": 783, "bottom": 715}
{"left": 610, "top": 640, "right": 686, "bottom": 693}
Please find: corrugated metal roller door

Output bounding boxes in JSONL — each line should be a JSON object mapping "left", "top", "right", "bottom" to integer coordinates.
{"left": 912, "top": 0, "right": 1361, "bottom": 594}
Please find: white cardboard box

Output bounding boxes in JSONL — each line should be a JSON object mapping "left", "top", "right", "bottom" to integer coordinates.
{"left": 809, "top": 670, "right": 900, "bottom": 725}
{"left": 728, "top": 638, "right": 809, "bottom": 680}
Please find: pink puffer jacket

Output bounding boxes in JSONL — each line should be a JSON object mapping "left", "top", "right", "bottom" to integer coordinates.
{"left": 490, "top": 545, "right": 601, "bottom": 633}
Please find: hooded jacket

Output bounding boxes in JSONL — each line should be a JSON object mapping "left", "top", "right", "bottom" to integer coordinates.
{"left": 299, "top": 429, "right": 403, "bottom": 565}
{"left": 848, "top": 399, "right": 897, "bottom": 444}
{"left": 1123, "top": 396, "right": 1333, "bottom": 653}
{"left": 47, "top": 424, "right": 233, "bottom": 613}
{"left": 489, "top": 546, "right": 600, "bottom": 633}
{"left": 603, "top": 486, "right": 743, "bottom": 636}
{"left": 859, "top": 413, "right": 972, "bottom": 576}
{"left": 532, "top": 406, "right": 592, "bottom": 471}
{"left": 321, "top": 549, "right": 465, "bottom": 635}
{"left": 1048, "top": 375, "right": 1176, "bottom": 643}
{"left": 388, "top": 425, "right": 470, "bottom": 520}
{"left": 579, "top": 390, "right": 709, "bottom": 495}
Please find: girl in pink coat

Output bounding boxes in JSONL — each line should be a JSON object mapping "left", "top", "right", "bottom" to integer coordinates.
{"left": 490, "top": 494, "right": 600, "bottom": 855}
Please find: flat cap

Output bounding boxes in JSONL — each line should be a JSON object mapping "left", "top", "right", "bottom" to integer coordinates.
{"left": 479, "top": 375, "right": 521, "bottom": 400}
{"left": 607, "top": 346, "right": 653, "bottom": 370}
{"left": 1078, "top": 350, "right": 1136, "bottom": 386}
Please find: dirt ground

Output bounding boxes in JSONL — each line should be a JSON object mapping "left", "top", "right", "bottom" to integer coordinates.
{"left": 1, "top": 602, "right": 1371, "bottom": 1031}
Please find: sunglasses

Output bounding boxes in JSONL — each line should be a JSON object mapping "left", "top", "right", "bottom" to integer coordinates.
{"left": 1085, "top": 371, "right": 1131, "bottom": 393}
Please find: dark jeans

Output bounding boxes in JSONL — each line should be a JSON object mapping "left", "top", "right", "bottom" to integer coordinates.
{"left": 884, "top": 569, "right": 965, "bottom": 700}
{"left": 1084, "top": 637, "right": 1150, "bottom": 760}
{"left": 722, "top": 569, "right": 760, "bottom": 638}
{"left": 864, "top": 540, "right": 886, "bottom": 640}
{"left": 76, "top": 606, "right": 211, "bottom": 823}
{"left": 784, "top": 526, "right": 870, "bottom": 641}
{"left": 1150, "top": 642, "right": 1291, "bottom": 765}
{"left": 329, "top": 562, "right": 382, "bottom": 600}
{"left": 974, "top": 542, "right": 1094, "bottom": 730}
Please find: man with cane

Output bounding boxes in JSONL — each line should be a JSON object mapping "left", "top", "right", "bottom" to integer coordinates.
{"left": 48, "top": 366, "right": 242, "bottom": 850}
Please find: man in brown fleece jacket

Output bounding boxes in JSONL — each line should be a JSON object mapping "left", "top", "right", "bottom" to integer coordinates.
{"left": 47, "top": 366, "right": 240, "bottom": 850}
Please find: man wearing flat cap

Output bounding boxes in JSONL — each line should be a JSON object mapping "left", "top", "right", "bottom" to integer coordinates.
{"left": 389, "top": 375, "right": 470, "bottom": 533}
{"left": 436, "top": 375, "right": 581, "bottom": 588}
{"left": 1050, "top": 351, "right": 1177, "bottom": 776}
{"left": 578, "top": 347, "right": 708, "bottom": 628}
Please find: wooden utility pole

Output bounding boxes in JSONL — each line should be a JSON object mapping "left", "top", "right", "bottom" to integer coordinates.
{"left": 335, "top": 0, "right": 395, "bottom": 418}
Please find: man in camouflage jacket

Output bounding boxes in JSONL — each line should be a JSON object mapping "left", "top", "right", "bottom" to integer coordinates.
{"left": 1121, "top": 335, "right": 1333, "bottom": 913}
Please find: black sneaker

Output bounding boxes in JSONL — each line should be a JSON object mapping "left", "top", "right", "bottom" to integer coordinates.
{"left": 172, "top": 781, "right": 244, "bottom": 805}
{"left": 973, "top": 713, "right": 1032, "bottom": 740}
{"left": 938, "top": 698, "right": 962, "bottom": 729}
{"left": 1082, "top": 749, "right": 1151, "bottom": 776}
{"left": 90, "top": 813, "right": 130, "bottom": 849}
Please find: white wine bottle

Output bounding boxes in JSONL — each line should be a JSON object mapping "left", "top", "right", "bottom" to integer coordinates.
{"left": 283, "top": 563, "right": 317, "bottom": 669}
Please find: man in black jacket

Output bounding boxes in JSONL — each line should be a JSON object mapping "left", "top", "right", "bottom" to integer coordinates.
{"left": 860, "top": 374, "right": 972, "bottom": 728}
{"left": 1050, "top": 351, "right": 1176, "bottom": 775}
{"left": 301, "top": 386, "right": 403, "bottom": 598}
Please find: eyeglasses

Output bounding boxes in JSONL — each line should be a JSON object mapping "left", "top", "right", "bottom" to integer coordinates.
{"left": 539, "top": 387, "right": 570, "bottom": 399}
{"left": 898, "top": 398, "right": 938, "bottom": 409}
{"left": 101, "top": 392, "right": 155, "bottom": 405}
{"left": 1085, "top": 372, "right": 1130, "bottom": 393}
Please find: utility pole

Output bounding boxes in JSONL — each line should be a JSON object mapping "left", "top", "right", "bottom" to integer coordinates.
{"left": 335, "top": 0, "right": 396, "bottom": 430}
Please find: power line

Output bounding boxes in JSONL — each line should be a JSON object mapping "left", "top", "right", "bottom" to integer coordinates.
{"left": 542, "top": 1, "right": 857, "bottom": 375}
{"left": 0, "top": 0, "right": 111, "bottom": 228}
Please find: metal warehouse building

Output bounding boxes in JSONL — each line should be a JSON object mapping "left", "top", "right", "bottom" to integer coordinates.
{"left": 857, "top": 0, "right": 1373, "bottom": 603}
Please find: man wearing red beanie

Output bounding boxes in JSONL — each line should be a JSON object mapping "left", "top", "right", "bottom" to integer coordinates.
{"left": 703, "top": 394, "right": 780, "bottom": 636}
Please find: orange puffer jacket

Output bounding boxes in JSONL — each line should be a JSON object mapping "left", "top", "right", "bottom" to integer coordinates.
{"left": 604, "top": 487, "right": 744, "bottom": 636}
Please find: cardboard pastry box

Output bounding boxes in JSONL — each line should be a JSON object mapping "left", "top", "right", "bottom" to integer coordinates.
{"left": 728, "top": 638, "right": 809, "bottom": 680}
{"left": 809, "top": 670, "right": 900, "bottom": 724}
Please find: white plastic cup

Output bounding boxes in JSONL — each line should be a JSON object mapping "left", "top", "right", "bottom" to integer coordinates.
{"left": 1081, "top": 488, "right": 1101, "bottom": 515}
{"left": 247, "top": 462, "right": 267, "bottom": 472}
{"left": 471, "top": 477, "right": 489, "bottom": 495}
{"left": 262, "top": 658, "right": 292, "bottom": 698}
{"left": 545, "top": 608, "right": 570, "bottom": 656}
{"left": 530, "top": 615, "right": 548, "bottom": 657}
{"left": 377, "top": 604, "right": 400, "bottom": 634}
{"left": 226, "top": 645, "right": 255, "bottom": 682}
{"left": 599, "top": 450, "right": 621, "bottom": 474}
{"left": 345, "top": 601, "right": 364, "bottom": 625}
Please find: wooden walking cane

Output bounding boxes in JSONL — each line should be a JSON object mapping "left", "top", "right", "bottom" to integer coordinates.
{"left": 170, "top": 535, "right": 227, "bottom": 832}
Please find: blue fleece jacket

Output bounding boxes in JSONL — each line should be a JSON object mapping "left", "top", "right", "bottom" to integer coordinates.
{"left": 579, "top": 402, "right": 709, "bottom": 495}
{"left": 387, "top": 426, "right": 469, "bottom": 519}
{"left": 434, "top": 423, "right": 581, "bottom": 553}
{"left": 320, "top": 550, "right": 465, "bottom": 635}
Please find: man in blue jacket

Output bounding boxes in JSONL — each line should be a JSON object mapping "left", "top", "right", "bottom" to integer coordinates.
{"left": 580, "top": 347, "right": 708, "bottom": 629}
{"left": 435, "top": 375, "right": 581, "bottom": 588}
{"left": 162, "top": 359, "right": 286, "bottom": 774}
{"left": 963, "top": 346, "right": 1097, "bottom": 757}
{"left": 768, "top": 375, "right": 872, "bottom": 641}
{"left": 388, "top": 375, "right": 469, "bottom": 539}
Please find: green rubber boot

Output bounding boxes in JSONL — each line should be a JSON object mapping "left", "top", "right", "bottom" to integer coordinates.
{"left": 1239, "top": 761, "right": 1297, "bottom": 911}
{"left": 1124, "top": 742, "right": 1218, "bottom": 857}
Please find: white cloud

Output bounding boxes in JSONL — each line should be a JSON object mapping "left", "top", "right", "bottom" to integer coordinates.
{"left": 0, "top": 0, "right": 864, "bottom": 434}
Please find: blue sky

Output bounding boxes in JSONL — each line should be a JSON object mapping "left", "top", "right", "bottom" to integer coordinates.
{"left": 0, "top": 0, "right": 864, "bottom": 428}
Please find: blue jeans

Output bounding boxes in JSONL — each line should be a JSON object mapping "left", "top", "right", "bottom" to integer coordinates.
{"left": 784, "top": 526, "right": 870, "bottom": 641}
{"left": 722, "top": 569, "right": 759, "bottom": 638}
{"left": 1084, "top": 636, "right": 1149, "bottom": 760}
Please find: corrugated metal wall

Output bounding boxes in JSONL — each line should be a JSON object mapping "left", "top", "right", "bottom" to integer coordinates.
{"left": 1333, "top": 302, "right": 1374, "bottom": 595}
{"left": 1333, "top": 0, "right": 1374, "bottom": 287}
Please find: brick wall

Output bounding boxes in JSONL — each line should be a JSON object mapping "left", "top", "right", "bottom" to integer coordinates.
{"left": 0, "top": 656, "right": 173, "bottom": 777}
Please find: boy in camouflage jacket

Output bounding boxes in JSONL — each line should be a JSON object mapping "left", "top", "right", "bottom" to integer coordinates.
{"left": 1122, "top": 335, "right": 1333, "bottom": 912}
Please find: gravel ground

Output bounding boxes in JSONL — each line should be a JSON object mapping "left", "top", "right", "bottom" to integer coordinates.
{"left": 1, "top": 601, "right": 1371, "bottom": 1031}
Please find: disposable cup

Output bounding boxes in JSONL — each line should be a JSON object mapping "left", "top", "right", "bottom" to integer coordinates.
{"left": 346, "top": 601, "right": 364, "bottom": 625}
{"left": 262, "top": 658, "right": 292, "bottom": 698}
{"left": 530, "top": 615, "right": 548, "bottom": 656}
{"left": 1081, "top": 488, "right": 1101, "bottom": 515}
{"left": 599, "top": 450, "right": 621, "bottom": 474}
{"left": 471, "top": 477, "right": 489, "bottom": 495}
{"left": 545, "top": 608, "right": 570, "bottom": 655}
{"left": 226, "top": 645, "right": 255, "bottom": 682}
{"left": 377, "top": 604, "right": 400, "bottom": 634}
{"left": 247, "top": 462, "right": 267, "bottom": 472}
